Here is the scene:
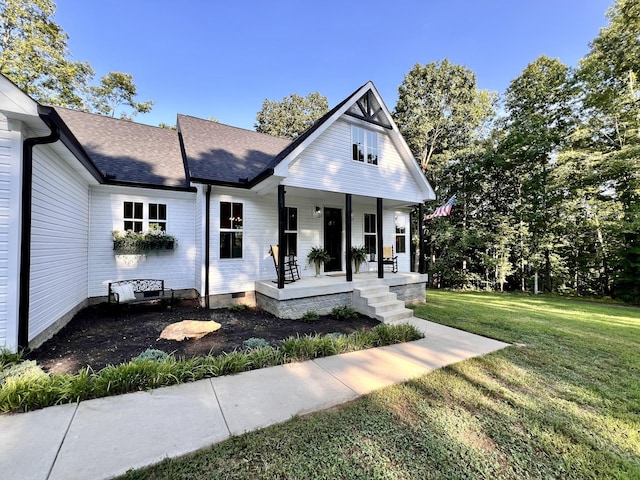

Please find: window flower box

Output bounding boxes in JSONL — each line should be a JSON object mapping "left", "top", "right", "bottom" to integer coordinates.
{"left": 112, "top": 230, "right": 176, "bottom": 253}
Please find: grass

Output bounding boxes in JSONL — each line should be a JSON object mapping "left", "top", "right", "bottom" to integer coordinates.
{"left": 119, "top": 291, "right": 640, "bottom": 479}
{"left": 0, "top": 324, "right": 422, "bottom": 413}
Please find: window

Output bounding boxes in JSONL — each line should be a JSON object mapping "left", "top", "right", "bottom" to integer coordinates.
{"left": 366, "top": 130, "right": 378, "bottom": 164}
{"left": 352, "top": 125, "right": 378, "bottom": 165}
{"left": 364, "top": 213, "right": 377, "bottom": 255}
{"left": 124, "top": 202, "right": 143, "bottom": 232}
{"left": 395, "top": 214, "right": 406, "bottom": 254}
{"left": 284, "top": 207, "right": 297, "bottom": 256}
{"left": 149, "top": 203, "right": 167, "bottom": 231}
{"left": 123, "top": 201, "right": 168, "bottom": 232}
{"left": 220, "top": 201, "right": 243, "bottom": 259}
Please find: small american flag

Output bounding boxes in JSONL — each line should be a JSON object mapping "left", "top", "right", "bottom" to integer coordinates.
{"left": 424, "top": 195, "right": 456, "bottom": 221}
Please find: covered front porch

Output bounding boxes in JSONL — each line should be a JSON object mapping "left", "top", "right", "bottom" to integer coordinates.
{"left": 265, "top": 184, "right": 428, "bottom": 288}
{"left": 255, "top": 271, "right": 428, "bottom": 320}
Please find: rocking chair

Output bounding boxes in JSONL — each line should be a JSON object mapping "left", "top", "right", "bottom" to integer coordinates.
{"left": 382, "top": 245, "right": 398, "bottom": 273}
{"left": 269, "top": 245, "right": 300, "bottom": 283}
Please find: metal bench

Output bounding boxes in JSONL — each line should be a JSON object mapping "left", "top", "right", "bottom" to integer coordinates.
{"left": 108, "top": 279, "right": 174, "bottom": 306}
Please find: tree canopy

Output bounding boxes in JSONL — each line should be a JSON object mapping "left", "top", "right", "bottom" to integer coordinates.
{"left": 87, "top": 72, "right": 153, "bottom": 119}
{"left": 0, "top": 0, "right": 92, "bottom": 107}
{"left": 399, "top": 0, "right": 640, "bottom": 303}
{"left": 0, "top": 0, "right": 152, "bottom": 118}
{"left": 393, "top": 60, "right": 496, "bottom": 174}
{"left": 255, "top": 92, "right": 328, "bottom": 139}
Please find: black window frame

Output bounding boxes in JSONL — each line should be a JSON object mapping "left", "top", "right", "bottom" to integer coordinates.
{"left": 124, "top": 201, "right": 143, "bottom": 232}
{"left": 149, "top": 203, "right": 167, "bottom": 231}
{"left": 364, "top": 213, "right": 377, "bottom": 255}
{"left": 220, "top": 201, "right": 243, "bottom": 259}
{"left": 284, "top": 206, "right": 298, "bottom": 257}
{"left": 395, "top": 226, "right": 406, "bottom": 254}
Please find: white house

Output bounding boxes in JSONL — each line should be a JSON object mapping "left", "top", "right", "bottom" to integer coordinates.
{"left": 0, "top": 75, "right": 435, "bottom": 353}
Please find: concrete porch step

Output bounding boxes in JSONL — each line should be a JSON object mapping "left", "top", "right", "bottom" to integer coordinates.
{"left": 353, "top": 284, "right": 388, "bottom": 297}
{"left": 353, "top": 285, "right": 412, "bottom": 324}
{"left": 369, "top": 300, "right": 403, "bottom": 314}
{"left": 364, "top": 292, "right": 397, "bottom": 305}
{"left": 375, "top": 307, "right": 413, "bottom": 323}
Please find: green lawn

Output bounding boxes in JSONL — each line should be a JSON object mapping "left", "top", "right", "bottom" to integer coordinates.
{"left": 121, "top": 291, "right": 640, "bottom": 479}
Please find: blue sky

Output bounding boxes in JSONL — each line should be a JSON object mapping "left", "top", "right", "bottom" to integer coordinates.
{"left": 56, "top": 0, "right": 611, "bottom": 130}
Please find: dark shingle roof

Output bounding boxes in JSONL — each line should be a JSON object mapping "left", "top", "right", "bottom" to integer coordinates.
{"left": 178, "top": 114, "right": 291, "bottom": 184}
{"left": 54, "top": 107, "right": 189, "bottom": 188}
{"left": 51, "top": 83, "right": 372, "bottom": 188}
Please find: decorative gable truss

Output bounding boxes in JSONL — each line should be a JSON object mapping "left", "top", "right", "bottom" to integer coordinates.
{"left": 345, "top": 89, "right": 392, "bottom": 129}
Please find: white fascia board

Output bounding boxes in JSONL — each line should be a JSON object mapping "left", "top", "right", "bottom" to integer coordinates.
{"left": 250, "top": 175, "right": 285, "bottom": 196}
{"left": 0, "top": 75, "right": 39, "bottom": 120}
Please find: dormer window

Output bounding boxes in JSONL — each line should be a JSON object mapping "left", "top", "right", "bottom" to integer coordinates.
{"left": 351, "top": 125, "right": 378, "bottom": 165}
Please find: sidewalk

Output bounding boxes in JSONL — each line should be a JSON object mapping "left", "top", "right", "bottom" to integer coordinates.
{"left": 0, "top": 318, "right": 509, "bottom": 480}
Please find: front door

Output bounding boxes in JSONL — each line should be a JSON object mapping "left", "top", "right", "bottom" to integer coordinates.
{"left": 324, "top": 207, "right": 342, "bottom": 272}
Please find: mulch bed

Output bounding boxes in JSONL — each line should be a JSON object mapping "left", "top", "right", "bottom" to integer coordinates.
{"left": 27, "top": 300, "right": 379, "bottom": 375}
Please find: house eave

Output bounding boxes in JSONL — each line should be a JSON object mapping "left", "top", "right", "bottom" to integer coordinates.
{"left": 105, "top": 179, "right": 197, "bottom": 193}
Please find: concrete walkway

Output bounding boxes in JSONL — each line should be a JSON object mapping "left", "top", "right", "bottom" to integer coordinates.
{"left": 0, "top": 318, "right": 509, "bottom": 480}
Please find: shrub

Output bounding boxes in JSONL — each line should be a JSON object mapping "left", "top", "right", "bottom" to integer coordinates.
{"left": 331, "top": 305, "right": 358, "bottom": 320}
{"left": 243, "top": 337, "right": 270, "bottom": 349}
{"left": 228, "top": 303, "right": 248, "bottom": 312}
{"left": 0, "top": 360, "right": 47, "bottom": 384}
{"left": 245, "top": 346, "right": 284, "bottom": 369}
{"left": 300, "top": 310, "right": 320, "bottom": 322}
{"left": 133, "top": 348, "right": 169, "bottom": 362}
{"left": 0, "top": 349, "right": 24, "bottom": 371}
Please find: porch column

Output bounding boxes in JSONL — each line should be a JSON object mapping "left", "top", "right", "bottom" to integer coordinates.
{"left": 277, "top": 185, "right": 286, "bottom": 289}
{"left": 377, "top": 197, "right": 384, "bottom": 279}
{"left": 345, "top": 194, "right": 353, "bottom": 282}
{"left": 418, "top": 203, "right": 426, "bottom": 274}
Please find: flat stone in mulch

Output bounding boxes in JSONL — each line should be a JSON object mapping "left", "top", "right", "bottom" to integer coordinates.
{"left": 159, "top": 320, "right": 222, "bottom": 341}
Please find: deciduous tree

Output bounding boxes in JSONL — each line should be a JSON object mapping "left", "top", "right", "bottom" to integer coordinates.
{"left": 88, "top": 71, "right": 153, "bottom": 119}
{"left": 0, "top": 0, "right": 93, "bottom": 107}
{"left": 500, "top": 56, "right": 578, "bottom": 292}
{"left": 255, "top": 92, "right": 328, "bottom": 139}
{"left": 393, "top": 60, "right": 495, "bottom": 175}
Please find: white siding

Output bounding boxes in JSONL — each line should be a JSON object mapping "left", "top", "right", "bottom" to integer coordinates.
{"left": 207, "top": 190, "right": 278, "bottom": 294}
{"left": 283, "top": 119, "right": 424, "bottom": 203}
{"left": 194, "top": 185, "right": 204, "bottom": 295}
{"left": 0, "top": 116, "right": 22, "bottom": 351}
{"left": 88, "top": 186, "right": 197, "bottom": 298}
{"left": 29, "top": 143, "right": 90, "bottom": 340}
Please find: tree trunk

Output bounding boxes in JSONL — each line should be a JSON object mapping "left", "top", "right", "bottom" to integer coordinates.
{"left": 545, "top": 248, "right": 552, "bottom": 292}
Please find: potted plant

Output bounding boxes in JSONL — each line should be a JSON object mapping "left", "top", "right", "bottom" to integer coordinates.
{"left": 307, "top": 246, "right": 330, "bottom": 277}
{"left": 350, "top": 245, "right": 368, "bottom": 274}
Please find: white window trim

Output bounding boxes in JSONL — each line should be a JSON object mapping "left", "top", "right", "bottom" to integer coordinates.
{"left": 351, "top": 125, "right": 379, "bottom": 165}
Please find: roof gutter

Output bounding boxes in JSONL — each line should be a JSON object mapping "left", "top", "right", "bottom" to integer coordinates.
{"left": 18, "top": 110, "right": 60, "bottom": 350}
